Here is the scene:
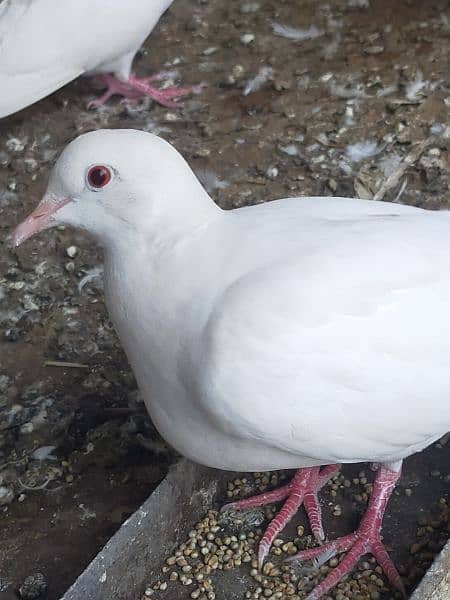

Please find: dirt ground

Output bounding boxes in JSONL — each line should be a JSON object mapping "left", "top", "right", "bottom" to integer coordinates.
{"left": 0, "top": 0, "right": 449, "bottom": 598}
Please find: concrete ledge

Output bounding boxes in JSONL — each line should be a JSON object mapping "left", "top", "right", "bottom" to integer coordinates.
{"left": 410, "top": 540, "right": 450, "bottom": 600}
{"left": 61, "top": 460, "right": 220, "bottom": 600}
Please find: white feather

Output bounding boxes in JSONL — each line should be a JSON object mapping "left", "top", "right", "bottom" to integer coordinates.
{"left": 272, "top": 22, "right": 323, "bottom": 41}
{"left": 405, "top": 72, "right": 428, "bottom": 101}
{"left": 243, "top": 66, "right": 273, "bottom": 96}
{"left": 346, "top": 141, "right": 380, "bottom": 162}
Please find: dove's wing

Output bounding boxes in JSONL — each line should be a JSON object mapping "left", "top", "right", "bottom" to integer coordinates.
{"left": 195, "top": 200, "right": 450, "bottom": 468}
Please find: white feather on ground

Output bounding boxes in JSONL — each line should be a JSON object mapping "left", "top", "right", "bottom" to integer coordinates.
{"left": 243, "top": 66, "right": 273, "bottom": 96}
{"left": 271, "top": 22, "right": 323, "bottom": 41}
{"left": 346, "top": 141, "right": 380, "bottom": 162}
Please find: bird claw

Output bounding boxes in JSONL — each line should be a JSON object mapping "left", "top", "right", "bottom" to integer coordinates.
{"left": 87, "top": 72, "right": 200, "bottom": 109}
{"left": 288, "top": 467, "right": 405, "bottom": 600}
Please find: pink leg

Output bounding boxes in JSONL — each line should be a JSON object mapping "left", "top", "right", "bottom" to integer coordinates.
{"left": 222, "top": 481, "right": 292, "bottom": 511}
{"left": 303, "top": 464, "right": 340, "bottom": 541}
{"left": 128, "top": 75, "right": 200, "bottom": 107}
{"left": 87, "top": 75, "right": 141, "bottom": 108}
{"left": 222, "top": 464, "right": 340, "bottom": 567}
{"left": 257, "top": 467, "right": 316, "bottom": 568}
{"left": 88, "top": 73, "right": 202, "bottom": 109}
{"left": 290, "top": 465, "right": 406, "bottom": 600}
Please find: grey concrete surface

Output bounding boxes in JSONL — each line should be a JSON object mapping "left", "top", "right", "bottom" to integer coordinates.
{"left": 60, "top": 460, "right": 220, "bottom": 600}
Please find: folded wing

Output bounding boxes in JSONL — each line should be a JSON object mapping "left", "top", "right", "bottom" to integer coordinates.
{"left": 199, "top": 211, "right": 450, "bottom": 465}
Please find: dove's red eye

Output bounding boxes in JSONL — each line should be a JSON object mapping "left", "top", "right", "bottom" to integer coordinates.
{"left": 87, "top": 165, "right": 112, "bottom": 189}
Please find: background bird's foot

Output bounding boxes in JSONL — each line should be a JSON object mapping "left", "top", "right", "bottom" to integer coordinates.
{"left": 288, "top": 466, "right": 405, "bottom": 600}
{"left": 127, "top": 74, "right": 203, "bottom": 107}
{"left": 221, "top": 464, "right": 340, "bottom": 568}
{"left": 88, "top": 74, "right": 142, "bottom": 108}
{"left": 88, "top": 73, "right": 202, "bottom": 109}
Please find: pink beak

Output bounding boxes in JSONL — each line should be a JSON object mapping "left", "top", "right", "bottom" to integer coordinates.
{"left": 8, "top": 196, "right": 70, "bottom": 248}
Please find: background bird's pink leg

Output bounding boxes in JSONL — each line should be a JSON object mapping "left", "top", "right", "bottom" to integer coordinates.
{"left": 127, "top": 75, "right": 199, "bottom": 107}
{"left": 290, "top": 465, "right": 406, "bottom": 600}
{"left": 88, "top": 75, "right": 143, "bottom": 108}
{"left": 88, "top": 73, "right": 202, "bottom": 109}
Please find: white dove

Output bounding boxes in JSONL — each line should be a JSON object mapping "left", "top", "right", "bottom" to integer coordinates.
{"left": 0, "top": 0, "right": 196, "bottom": 118}
{"left": 10, "top": 129, "right": 450, "bottom": 600}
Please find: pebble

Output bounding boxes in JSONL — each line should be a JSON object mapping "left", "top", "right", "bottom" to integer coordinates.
{"left": 20, "top": 422, "right": 34, "bottom": 434}
{"left": 364, "top": 45, "right": 384, "bottom": 54}
{"left": 0, "top": 486, "right": 14, "bottom": 506}
{"left": 203, "top": 47, "right": 218, "bottom": 56}
{"left": 6, "top": 137, "right": 26, "bottom": 152}
{"left": 66, "top": 245, "right": 78, "bottom": 258}
{"left": 19, "top": 573, "right": 47, "bottom": 599}
{"left": 240, "top": 33, "right": 255, "bottom": 45}
{"left": 266, "top": 166, "right": 279, "bottom": 179}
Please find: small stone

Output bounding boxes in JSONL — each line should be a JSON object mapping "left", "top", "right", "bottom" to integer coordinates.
{"left": 428, "top": 147, "right": 441, "bottom": 157}
{"left": 329, "top": 557, "right": 339, "bottom": 567}
{"left": 266, "top": 166, "right": 279, "bottom": 179}
{"left": 20, "top": 422, "right": 34, "bottom": 434}
{"left": 19, "top": 573, "right": 47, "bottom": 599}
{"left": 66, "top": 245, "right": 78, "bottom": 258}
{"left": 410, "top": 543, "right": 421, "bottom": 555}
{"left": 0, "top": 486, "right": 14, "bottom": 506}
{"left": 232, "top": 64, "right": 245, "bottom": 79}
{"left": 6, "top": 137, "right": 26, "bottom": 153}
{"left": 364, "top": 45, "right": 384, "bottom": 55}
{"left": 203, "top": 47, "right": 218, "bottom": 56}
{"left": 241, "top": 33, "right": 255, "bottom": 45}
{"left": 5, "top": 328, "right": 21, "bottom": 342}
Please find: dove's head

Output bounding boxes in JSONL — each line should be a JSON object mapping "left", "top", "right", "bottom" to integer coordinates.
{"left": 9, "top": 129, "right": 216, "bottom": 249}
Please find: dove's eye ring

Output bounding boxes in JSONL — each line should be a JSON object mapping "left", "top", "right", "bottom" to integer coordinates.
{"left": 87, "top": 165, "right": 112, "bottom": 190}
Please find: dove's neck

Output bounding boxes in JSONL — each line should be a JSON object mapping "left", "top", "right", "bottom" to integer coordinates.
{"left": 102, "top": 175, "right": 221, "bottom": 254}
{"left": 102, "top": 205, "right": 233, "bottom": 453}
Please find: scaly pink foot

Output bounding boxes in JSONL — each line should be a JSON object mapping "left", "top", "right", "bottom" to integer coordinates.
{"left": 221, "top": 464, "right": 340, "bottom": 568}
{"left": 88, "top": 73, "right": 202, "bottom": 109}
{"left": 289, "top": 465, "right": 406, "bottom": 600}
